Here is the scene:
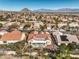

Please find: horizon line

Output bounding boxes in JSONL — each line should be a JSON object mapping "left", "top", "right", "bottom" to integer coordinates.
{"left": 1, "top": 7, "right": 79, "bottom": 11}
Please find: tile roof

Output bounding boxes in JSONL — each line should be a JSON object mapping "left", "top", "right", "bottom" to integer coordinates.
{"left": 28, "top": 31, "right": 52, "bottom": 41}
{"left": 0, "top": 30, "right": 22, "bottom": 41}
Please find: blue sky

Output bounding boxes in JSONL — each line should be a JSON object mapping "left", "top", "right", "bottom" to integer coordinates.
{"left": 0, "top": 0, "right": 79, "bottom": 11}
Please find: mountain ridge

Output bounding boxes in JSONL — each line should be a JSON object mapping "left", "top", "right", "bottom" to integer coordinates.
{"left": 1, "top": 8, "right": 79, "bottom": 12}
{"left": 33, "top": 8, "right": 79, "bottom": 12}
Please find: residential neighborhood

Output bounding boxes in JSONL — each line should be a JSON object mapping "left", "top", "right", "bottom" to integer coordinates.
{"left": 0, "top": 9, "right": 79, "bottom": 59}
{"left": 1, "top": 0, "right": 79, "bottom": 59}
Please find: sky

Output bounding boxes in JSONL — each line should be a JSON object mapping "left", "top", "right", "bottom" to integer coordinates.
{"left": 0, "top": 0, "right": 79, "bottom": 11}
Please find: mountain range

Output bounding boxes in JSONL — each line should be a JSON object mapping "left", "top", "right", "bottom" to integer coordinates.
{"left": 20, "top": 8, "right": 31, "bottom": 12}
{"left": 33, "top": 8, "right": 79, "bottom": 12}
{"left": 1, "top": 8, "right": 79, "bottom": 12}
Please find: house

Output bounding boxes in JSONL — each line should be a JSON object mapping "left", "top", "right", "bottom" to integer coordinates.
{"left": 54, "top": 31, "right": 79, "bottom": 45}
{"left": 69, "top": 22, "right": 79, "bottom": 27}
{"left": 58, "top": 22, "right": 67, "bottom": 28}
{"left": 0, "top": 30, "right": 25, "bottom": 44}
{"left": 31, "top": 21, "right": 43, "bottom": 30}
{"left": 27, "top": 31, "right": 53, "bottom": 49}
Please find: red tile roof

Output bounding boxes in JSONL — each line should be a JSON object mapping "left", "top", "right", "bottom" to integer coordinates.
{"left": 28, "top": 31, "right": 52, "bottom": 41}
{"left": 0, "top": 30, "right": 22, "bottom": 41}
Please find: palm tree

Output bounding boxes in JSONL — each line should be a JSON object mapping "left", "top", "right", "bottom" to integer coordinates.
{"left": 65, "top": 43, "right": 77, "bottom": 59}
{"left": 66, "top": 19, "right": 71, "bottom": 31}
{"left": 55, "top": 49, "right": 61, "bottom": 59}
{"left": 55, "top": 44, "right": 71, "bottom": 59}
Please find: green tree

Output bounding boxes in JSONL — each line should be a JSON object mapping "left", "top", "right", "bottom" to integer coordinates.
{"left": 53, "top": 17, "right": 59, "bottom": 29}
{"left": 56, "top": 44, "right": 71, "bottom": 59}
{"left": 0, "top": 23, "right": 3, "bottom": 28}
